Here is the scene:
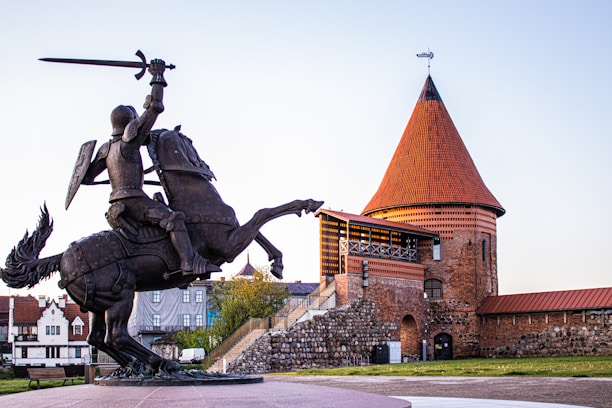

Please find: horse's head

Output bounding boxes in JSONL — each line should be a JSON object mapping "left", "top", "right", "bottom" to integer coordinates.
{"left": 148, "top": 126, "right": 216, "bottom": 181}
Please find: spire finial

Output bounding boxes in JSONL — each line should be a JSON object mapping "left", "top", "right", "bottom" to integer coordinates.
{"left": 416, "top": 48, "right": 434, "bottom": 75}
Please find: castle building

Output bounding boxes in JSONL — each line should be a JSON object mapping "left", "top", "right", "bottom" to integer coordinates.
{"left": 316, "top": 75, "right": 611, "bottom": 360}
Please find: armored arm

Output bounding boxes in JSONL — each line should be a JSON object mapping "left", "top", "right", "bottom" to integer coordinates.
{"left": 123, "top": 59, "right": 166, "bottom": 144}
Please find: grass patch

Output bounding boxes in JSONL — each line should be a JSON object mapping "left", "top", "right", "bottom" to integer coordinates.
{"left": 0, "top": 377, "right": 85, "bottom": 395}
{"left": 274, "top": 355, "right": 612, "bottom": 378}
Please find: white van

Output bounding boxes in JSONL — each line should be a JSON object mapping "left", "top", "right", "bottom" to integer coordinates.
{"left": 179, "top": 348, "right": 206, "bottom": 363}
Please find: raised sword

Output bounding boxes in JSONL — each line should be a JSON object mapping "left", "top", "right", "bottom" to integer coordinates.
{"left": 40, "top": 50, "right": 175, "bottom": 80}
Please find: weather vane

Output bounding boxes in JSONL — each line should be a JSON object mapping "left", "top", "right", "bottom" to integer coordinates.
{"left": 416, "top": 48, "right": 434, "bottom": 75}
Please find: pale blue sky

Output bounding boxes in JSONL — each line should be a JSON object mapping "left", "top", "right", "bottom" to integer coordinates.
{"left": 1, "top": 1, "right": 611, "bottom": 299}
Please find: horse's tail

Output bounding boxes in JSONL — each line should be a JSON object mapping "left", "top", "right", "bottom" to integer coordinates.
{"left": 1, "top": 205, "right": 62, "bottom": 289}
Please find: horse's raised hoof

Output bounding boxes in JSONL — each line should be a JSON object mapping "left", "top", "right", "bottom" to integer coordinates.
{"left": 304, "top": 199, "right": 324, "bottom": 214}
{"left": 271, "top": 262, "right": 284, "bottom": 279}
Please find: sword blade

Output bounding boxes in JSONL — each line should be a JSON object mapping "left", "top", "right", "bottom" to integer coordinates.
{"left": 39, "top": 58, "right": 175, "bottom": 70}
{"left": 39, "top": 57, "right": 146, "bottom": 69}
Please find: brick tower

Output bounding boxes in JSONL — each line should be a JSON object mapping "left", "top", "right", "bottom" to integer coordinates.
{"left": 362, "top": 75, "right": 505, "bottom": 359}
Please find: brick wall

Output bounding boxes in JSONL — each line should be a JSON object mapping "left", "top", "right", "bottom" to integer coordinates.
{"left": 421, "top": 227, "right": 498, "bottom": 359}
{"left": 228, "top": 298, "right": 397, "bottom": 374}
{"left": 480, "top": 310, "right": 612, "bottom": 357}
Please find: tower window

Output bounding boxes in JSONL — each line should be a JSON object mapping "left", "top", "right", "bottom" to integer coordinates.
{"left": 433, "top": 237, "right": 441, "bottom": 260}
{"left": 425, "top": 279, "right": 443, "bottom": 299}
{"left": 482, "top": 240, "right": 487, "bottom": 264}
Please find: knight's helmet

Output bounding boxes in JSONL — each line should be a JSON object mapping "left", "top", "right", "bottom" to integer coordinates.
{"left": 111, "top": 105, "right": 138, "bottom": 136}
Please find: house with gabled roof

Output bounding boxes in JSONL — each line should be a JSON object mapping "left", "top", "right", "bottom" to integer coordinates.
{"left": 10, "top": 294, "right": 90, "bottom": 366}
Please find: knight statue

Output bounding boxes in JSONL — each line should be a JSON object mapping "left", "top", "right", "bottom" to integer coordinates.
{"left": 72, "top": 59, "right": 219, "bottom": 277}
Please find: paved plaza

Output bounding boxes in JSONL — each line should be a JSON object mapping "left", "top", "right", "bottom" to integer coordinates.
{"left": 0, "top": 376, "right": 609, "bottom": 407}
{"left": 269, "top": 376, "right": 611, "bottom": 408}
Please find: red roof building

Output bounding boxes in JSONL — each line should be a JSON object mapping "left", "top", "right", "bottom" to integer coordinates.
{"left": 9, "top": 294, "right": 90, "bottom": 366}
{"left": 477, "top": 287, "right": 612, "bottom": 315}
{"left": 363, "top": 75, "right": 504, "bottom": 217}
{"left": 317, "top": 73, "right": 611, "bottom": 360}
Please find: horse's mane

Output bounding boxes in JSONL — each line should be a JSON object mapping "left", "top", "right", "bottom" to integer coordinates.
{"left": 148, "top": 126, "right": 216, "bottom": 202}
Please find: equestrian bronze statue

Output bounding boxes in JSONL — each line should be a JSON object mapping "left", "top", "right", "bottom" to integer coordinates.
{"left": 2, "top": 52, "right": 323, "bottom": 376}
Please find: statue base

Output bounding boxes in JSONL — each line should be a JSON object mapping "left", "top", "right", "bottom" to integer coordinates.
{"left": 94, "top": 370, "right": 264, "bottom": 386}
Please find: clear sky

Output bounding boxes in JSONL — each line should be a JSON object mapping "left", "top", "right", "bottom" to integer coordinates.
{"left": 1, "top": 1, "right": 611, "bottom": 300}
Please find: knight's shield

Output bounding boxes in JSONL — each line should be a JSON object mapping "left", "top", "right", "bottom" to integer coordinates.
{"left": 65, "top": 140, "right": 97, "bottom": 209}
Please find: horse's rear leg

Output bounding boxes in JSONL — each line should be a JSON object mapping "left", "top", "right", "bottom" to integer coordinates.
{"left": 255, "top": 233, "right": 283, "bottom": 279}
{"left": 105, "top": 292, "right": 179, "bottom": 374}
{"left": 246, "top": 199, "right": 323, "bottom": 229}
{"left": 88, "top": 312, "right": 132, "bottom": 367}
{"left": 223, "top": 199, "right": 323, "bottom": 268}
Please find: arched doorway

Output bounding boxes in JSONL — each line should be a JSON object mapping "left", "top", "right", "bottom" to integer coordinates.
{"left": 434, "top": 333, "right": 453, "bottom": 360}
{"left": 400, "top": 315, "right": 419, "bottom": 359}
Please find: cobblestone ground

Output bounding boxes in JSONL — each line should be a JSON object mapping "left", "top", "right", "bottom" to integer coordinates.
{"left": 268, "top": 376, "right": 612, "bottom": 408}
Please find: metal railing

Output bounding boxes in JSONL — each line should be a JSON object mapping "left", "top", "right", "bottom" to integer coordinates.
{"left": 15, "top": 334, "right": 38, "bottom": 341}
{"left": 271, "top": 286, "right": 336, "bottom": 329}
{"left": 136, "top": 325, "right": 206, "bottom": 333}
{"left": 340, "top": 238, "right": 417, "bottom": 262}
{"left": 201, "top": 317, "right": 269, "bottom": 371}
{"left": 342, "top": 353, "right": 371, "bottom": 367}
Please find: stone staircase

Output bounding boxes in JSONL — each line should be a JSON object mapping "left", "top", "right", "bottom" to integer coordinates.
{"left": 206, "top": 328, "right": 267, "bottom": 373}
{"left": 206, "top": 279, "right": 336, "bottom": 373}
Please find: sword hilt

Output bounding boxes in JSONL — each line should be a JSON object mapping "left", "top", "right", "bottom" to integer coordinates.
{"left": 132, "top": 50, "right": 176, "bottom": 80}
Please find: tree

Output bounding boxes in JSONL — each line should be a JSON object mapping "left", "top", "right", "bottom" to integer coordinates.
{"left": 174, "top": 326, "right": 216, "bottom": 354}
{"left": 209, "top": 267, "right": 289, "bottom": 342}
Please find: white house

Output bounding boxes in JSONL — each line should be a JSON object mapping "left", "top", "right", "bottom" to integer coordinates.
{"left": 12, "top": 295, "right": 90, "bottom": 367}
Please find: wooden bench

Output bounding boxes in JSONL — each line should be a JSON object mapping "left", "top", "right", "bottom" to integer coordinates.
{"left": 27, "top": 367, "right": 75, "bottom": 389}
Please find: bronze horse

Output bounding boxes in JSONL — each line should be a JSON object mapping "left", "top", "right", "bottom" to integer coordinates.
{"left": 2, "top": 127, "right": 323, "bottom": 375}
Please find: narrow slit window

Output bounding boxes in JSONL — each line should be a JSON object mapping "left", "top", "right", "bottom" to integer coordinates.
{"left": 482, "top": 240, "right": 487, "bottom": 264}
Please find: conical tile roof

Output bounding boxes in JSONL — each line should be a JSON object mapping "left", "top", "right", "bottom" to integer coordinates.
{"left": 362, "top": 76, "right": 505, "bottom": 217}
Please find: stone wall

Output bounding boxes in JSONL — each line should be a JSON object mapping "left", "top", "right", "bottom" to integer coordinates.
{"left": 479, "top": 310, "right": 611, "bottom": 357}
{"left": 426, "top": 298, "right": 482, "bottom": 358}
{"left": 228, "top": 298, "right": 397, "bottom": 374}
{"left": 334, "top": 273, "right": 424, "bottom": 332}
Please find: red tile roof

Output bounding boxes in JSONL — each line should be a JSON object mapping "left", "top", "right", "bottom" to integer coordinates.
{"left": 477, "top": 287, "right": 612, "bottom": 315}
{"left": 62, "top": 299, "right": 90, "bottom": 341}
{"left": 316, "top": 208, "right": 438, "bottom": 237}
{"left": 13, "top": 295, "right": 42, "bottom": 323}
{"left": 363, "top": 75, "right": 505, "bottom": 217}
{"left": 11, "top": 295, "right": 90, "bottom": 340}
{"left": 0, "top": 296, "right": 9, "bottom": 313}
